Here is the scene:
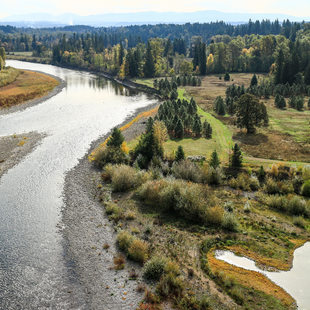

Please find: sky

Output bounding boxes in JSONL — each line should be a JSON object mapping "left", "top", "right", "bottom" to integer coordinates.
{"left": 0, "top": 0, "right": 309, "bottom": 18}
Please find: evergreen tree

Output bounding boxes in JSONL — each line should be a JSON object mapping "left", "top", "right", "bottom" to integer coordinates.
{"left": 209, "top": 150, "right": 220, "bottom": 169}
{"left": 133, "top": 123, "right": 163, "bottom": 168}
{"left": 214, "top": 96, "right": 226, "bottom": 115}
{"left": 107, "top": 127, "right": 124, "bottom": 148}
{"left": 230, "top": 143, "right": 243, "bottom": 169}
{"left": 308, "top": 98, "right": 310, "bottom": 109}
{"left": 119, "top": 42, "right": 124, "bottom": 66}
{"left": 175, "top": 145, "right": 185, "bottom": 162}
{"left": 175, "top": 119, "right": 184, "bottom": 139}
{"left": 199, "top": 43, "right": 207, "bottom": 75}
{"left": 289, "top": 96, "right": 296, "bottom": 108}
{"left": 193, "top": 117, "right": 202, "bottom": 137}
{"left": 250, "top": 74, "right": 258, "bottom": 86}
{"left": 202, "top": 121, "right": 212, "bottom": 139}
{"left": 170, "top": 89, "right": 178, "bottom": 100}
{"left": 296, "top": 97, "right": 304, "bottom": 111}
{"left": 305, "top": 64, "right": 310, "bottom": 85}
{"left": 275, "top": 94, "right": 286, "bottom": 109}
{"left": 236, "top": 94, "right": 269, "bottom": 134}
{"left": 143, "top": 41, "right": 155, "bottom": 78}
{"left": 224, "top": 72, "right": 230, "bottom": 81}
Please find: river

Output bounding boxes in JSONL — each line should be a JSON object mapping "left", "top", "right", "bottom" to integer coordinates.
{"left": 0, "top": 60, "right": 158, "bottom": 309}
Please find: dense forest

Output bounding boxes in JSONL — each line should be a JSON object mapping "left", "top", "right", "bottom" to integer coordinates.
{"left": 1, "top": 20, "right": 310, "bottom": 88}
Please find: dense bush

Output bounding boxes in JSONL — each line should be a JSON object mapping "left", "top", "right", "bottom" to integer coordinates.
{"left": 95, "top": 146, "right": 128, "bottom": 167}
{"left": 137, "top": 179, "right": 212, "bottom": 224}
{"left": 117, "top": 230, "right": 134, "bottom": 252}
{"left": 266, "top": 195, "right": 310, "bottom": 217}
{"left": 301, "top": 180, "right": 310, "bottom": 197}
{"left": 222, "top": 212, "right": 239, "bottom": 232}
{"left": 104, "top": 164, "right": 149, "bottom": 192}
{"left": 264, "top": 178, "right": 293, "bottom": 195}
{"left": 143, "top": 256, "right": 168, "bottom": 281}
{"left": 172, "top": 160, "right": 202, "bottom": 183}
{"left": 128, "top": 239, "right": 149, "bottom": 263}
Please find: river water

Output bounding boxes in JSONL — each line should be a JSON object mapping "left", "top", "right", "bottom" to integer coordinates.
{"left": 216, "top": 242, "right": 310, "bottom": 309}
{"left": 0, "top": 60, "right": 158, "bottom": 309}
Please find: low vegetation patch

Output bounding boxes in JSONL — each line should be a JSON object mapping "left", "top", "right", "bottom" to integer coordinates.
{"left": 0, "top": 70, "right": 59, "bottom": 108}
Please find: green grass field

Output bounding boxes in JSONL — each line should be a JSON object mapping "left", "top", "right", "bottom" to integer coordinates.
{"left": 267, "top": 104, "right": 310, "bottom": 144}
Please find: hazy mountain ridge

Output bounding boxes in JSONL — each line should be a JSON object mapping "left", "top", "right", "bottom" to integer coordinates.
{"left": 1, "top": 10, "right": 309, "bottom": 27}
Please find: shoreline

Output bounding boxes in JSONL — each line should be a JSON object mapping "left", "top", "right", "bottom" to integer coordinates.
{"left": 62, "top": 101, "right": 160, "bottom": 309}
{"left": 0, "top": 68, "right": 66, "bottom": 116}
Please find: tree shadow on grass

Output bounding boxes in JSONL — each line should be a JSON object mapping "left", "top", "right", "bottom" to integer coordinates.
{"left": 233, "top": 131, "right": 268, "bottom": 146}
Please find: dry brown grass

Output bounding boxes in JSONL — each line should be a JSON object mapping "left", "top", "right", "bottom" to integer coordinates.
{"left": 0, "top": 70, "right": 59, "bottom": 108}
{"left": 186, "top": 73, "right": 262, "bottom": 112}
{"left": 207, "top": 249, "right": 295, "bottom": 307}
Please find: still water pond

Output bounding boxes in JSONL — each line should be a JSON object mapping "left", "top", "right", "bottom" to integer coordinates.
{"left": 0, "top": 60, "right": 158, "bottom": 309}
{"left": 216, "top": 242, "right": 310, "bottom": 309}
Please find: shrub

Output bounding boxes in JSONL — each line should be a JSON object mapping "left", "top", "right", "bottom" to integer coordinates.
{"left": 249, "top": 176, "right": 260, "bottom": 191}
{"left": 113, "top": 254, "right": 125, "bottom": 270}
{"left": 105, "top": 202, "right": 123, "bottom": 222}
{"left": 111, "top": 164, "right": 146, "bottom": 192}
{"left": 143, "top": 256, "right": 168, "bottom": 281}
{"left": 302, "top": 165, "right": 310, "bottom": 180}
{"left": 172, "top": 160, "right": 202, "bottom": 183}
{"left": 301, "top": 180, "right": 310, "bottom": 197}
{"left": 95, "top": 146, "right": 128, "bottom": 167}
{"left": 222, "top": 212, "right": 239, "bottom": 232}
{"left": 287, "top": 196, "right": 309, "bottom": 217}
{"left": 117, "top": 230, "right": 134, "bottom": 252}
{"left": 264, "top": 178, "right": 280, "bottom": 194}
{"left": 292, "top": 176, "right": 304, "bottom": 194}
{"left": 205, "top": 166, "right": 222, "bottom": 186}
{"left": 138, "top": 179, "right": 210, "bottom": 224}
{"left": 266, "top": 195, "right": 288, "bottom": 212}
{"left": 128, "top": 239, "right": 149, "bottom": 263}
{"left": 156, "top": 272, "right": 184, "bottom": 298}
{"left": 205, "top": 206, "right": 224, "bottom": 226}
{"left": 293, "top": 216, "right": 306, "bottom": 229}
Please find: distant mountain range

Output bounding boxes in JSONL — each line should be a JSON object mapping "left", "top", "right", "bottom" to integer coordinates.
{"left": 0, "top": 10, "right": 309, "bottom": 28}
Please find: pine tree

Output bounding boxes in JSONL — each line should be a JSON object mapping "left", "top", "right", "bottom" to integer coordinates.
{"left": 296, "top": 97, "right": 304, "bottom": 111}
{"left": 236, "top": 94, "right": 269, "bottom": 134}
{"left": 107, "top": 127, "right": 124, "bottom": 148}
{"left": 224, "top": 72, "right": 230, "bottom": 81}
{"left": 143, "top": 41, "right": 155, "bottom": 78}
{"left": 289, "top": 96, "right": 296, "bottom": 108}
{"left": 250, "top": 74, "right": 258, "bottom": 86}
{"left": 199, "top": 43, "right": 207, "bottom": 75}
{"left": 214, "top": 96, "right": 226, "bottom": 115}
{"left": 175, "top": 119, "right": 184, "bottom": 139}
{"left": 193, "top": 117, "right": 202, "bottom": 137}
{"left": 308, "top": 98, "right": 310, "bottom": 109}
{"left": 230, "top": 143, "right": 243, "bottom": 169}
{"left": 202, "top": 121, "right": 212, "bottom": 139}
{"left": 175, "top": 145, "right": 185, "bottom": 162}
{"left": 209, "top": 150, "right": 220, "bottom": 169}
